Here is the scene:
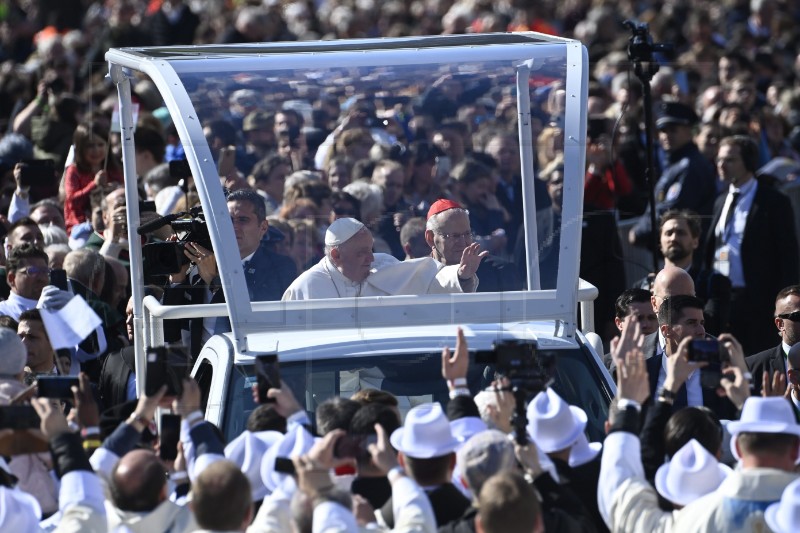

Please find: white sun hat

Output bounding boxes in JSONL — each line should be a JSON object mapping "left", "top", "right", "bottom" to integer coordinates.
{"left": 390, "top": 403, "right": 461, "bottom": 459}
{"left": 655, "top": 439, "right": 732, "bottom": 507}
{"left": 765, "top": 478, "right": 800, "bottom": 533}
{"left": 526, "top": 388, "right": 587, "bottom": 454}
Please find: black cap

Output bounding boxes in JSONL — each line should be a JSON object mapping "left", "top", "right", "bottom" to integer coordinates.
{"left": 656, "top": 101, "right": 699, "bottom": 129}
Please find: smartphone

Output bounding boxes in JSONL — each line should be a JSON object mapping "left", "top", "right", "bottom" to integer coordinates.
{"left": 687, "top": 339, "right": 721, "bottom": 363}
{"left": 255, "top": 354, "right": 280, "bottom": 404}
{"left": 49, "top": 268, "right": 69, "bottom": 291}
{"left": 274, "top": 456, "right": 295, "bottom": 475}
{"left": 139, "top": 200, "right": 157, "bottom": 213}
{"left": 333, "top": 434, "right": 378, "bottom": 460}
{"left": 700, "top": 362, "right": 736, "bottom": 389}
{"left": 18, "top": 159, "right": 56, "bottom": 189}
{"left": 0, "top": 405, "right": 41, "bottom": 430}
{"left": 36, "top": 376, "right": 79, "bottom": 401}
{"left": 145, "top": 346, "right": 190, "bottom": 397}
{"left": 435, "top": 156, "right": 451, "bottom": 180}
{"left": 169, "top": 159, "right": 192, "bottom": 179}
{"left": 217, "top": 146, "right": 236, "bottom": 177}
{"left": 159, "top": 413, "right": 181, "bottom": 461}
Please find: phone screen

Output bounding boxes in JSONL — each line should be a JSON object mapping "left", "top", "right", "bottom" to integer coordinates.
{"left": 255, "top": 354, "right": 280, "bottom": 403}
{"left": 18, "top": 159, "right": 56, "bottom": 189}
{"left": 49, "top": 269, "right": 68, "bottom": 291}
{"left": 145, "top": 346, "right": 190, "bottom": 397}
{"left": 36, "top": 376, "right": 79, "bottom": 401}
{"left": 274, "top": 456, "right": 295, "bottom": 474}
{"left": 687, "top": 339, "right": 720, "bottom": 363}
{"left": 333, "top": 434, "right": 378, "bottom": 459}
{"left": 218, "top": 146, "right": 236, "bottom": 177}
{"left": 159, "top": 414, "right": 181, "bottom": 461}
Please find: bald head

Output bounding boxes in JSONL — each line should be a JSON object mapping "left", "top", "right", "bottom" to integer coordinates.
{"left": 110, "top": 449, "right": 167, "bottom": 512}
{"left": 651, "top": 266, "right": 695, "bottom": 313}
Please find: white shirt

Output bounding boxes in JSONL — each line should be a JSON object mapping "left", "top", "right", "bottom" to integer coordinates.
{"left": 656, "top": 332, "right": 703, "bottom": 407}
{"left": 282, "top": 254, "right": 473, "bottom": 300}
{"left": 0, "top": 292, "right": 39, "bottom": 321}
{"left": 714, "top": 178, "right": 757, "bottom": 288}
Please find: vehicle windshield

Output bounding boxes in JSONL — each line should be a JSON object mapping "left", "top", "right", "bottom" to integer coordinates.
{"left": 137, "top": 44, "right": 574, "bottom": 313}
{"left": 223, "top": 346, "right": 611, "bottom": 443}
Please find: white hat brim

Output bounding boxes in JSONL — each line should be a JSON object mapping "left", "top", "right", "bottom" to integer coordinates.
{"left": 390, "top": 426, "right": 461, "bottom": 459}
{"left": 568, "top": 441, "right": 601, "bottom": 468}
{"left": 764, "top": 502, "right": 789, "bottom": 533}
{"left": 530, "top": 405, "right": 587, "bottom": 454}
{"left": 654, "top": 462, "right": 732, "bottom": 507}
{"left": 726, "top": 421, "right": 800, "bottom": 438}
{"left": 450, "top": 417, "right": 488, "bottom": 444}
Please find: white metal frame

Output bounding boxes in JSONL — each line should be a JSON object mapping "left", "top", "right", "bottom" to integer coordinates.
{"left": 106, "top": 33, "right": 590, "bottom": 392}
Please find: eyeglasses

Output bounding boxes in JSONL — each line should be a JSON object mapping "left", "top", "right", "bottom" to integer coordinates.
{"left": 437, "top": 231, "right": 475, "bottom": 242}
{"left": 777, "top": 311, "right": 800, "bottom": 322}
{"left": 17, "top": 266, "right": 51, "bottom": 277}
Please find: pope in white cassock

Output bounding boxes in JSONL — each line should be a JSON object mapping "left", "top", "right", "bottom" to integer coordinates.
{"left": 282, "top": 217, "right": 486, "bottom": 300}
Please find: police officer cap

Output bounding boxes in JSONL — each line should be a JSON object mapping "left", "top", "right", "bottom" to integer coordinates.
{"left": 656, "top": 101, "right": 699, "bottom": 129}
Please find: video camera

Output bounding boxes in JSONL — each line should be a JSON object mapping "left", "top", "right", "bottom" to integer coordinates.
{"left": 475, "top": 339, "right": 555, "bottom": 445}
{"left": 623, "top": 20, "right": 673, "bottom": 63}
{"left": 140, "top": 206, "right": 213, "bottom": 281}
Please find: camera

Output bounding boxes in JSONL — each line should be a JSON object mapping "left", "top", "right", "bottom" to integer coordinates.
{"left": 141, "top": 206, "right": 213, "bottom": 280}
{"left": 475, "top": 339, "right": 553, "bottom": 395}
{"left": 475, "top": 339, "right": 554, "bottom": 444}
{"left": 623, "top": 20, "right": 673, "bottom": 63}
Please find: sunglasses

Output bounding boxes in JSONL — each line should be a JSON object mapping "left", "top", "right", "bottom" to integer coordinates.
{"left": 777, "top": 311, "right": 800, "bottom": 322}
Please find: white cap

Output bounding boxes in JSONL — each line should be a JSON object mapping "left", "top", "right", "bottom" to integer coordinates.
{"left": 325, "top": 217, "right": 366, "bottom": 246}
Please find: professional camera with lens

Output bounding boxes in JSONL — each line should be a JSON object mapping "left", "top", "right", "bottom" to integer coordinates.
{"left": 142, "top": 206, "right": 213, "bottom": 281}
{"left": 475, "top": 339, "right": 555, "bottom": 444}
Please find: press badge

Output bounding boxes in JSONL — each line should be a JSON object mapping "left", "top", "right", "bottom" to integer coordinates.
{"left": 713, "top": 245, "right": 730, "bottom": 277}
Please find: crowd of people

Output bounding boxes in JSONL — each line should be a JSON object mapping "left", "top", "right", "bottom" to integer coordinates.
{"left": 1, "top": 0, "right": 800, "bottom": 531}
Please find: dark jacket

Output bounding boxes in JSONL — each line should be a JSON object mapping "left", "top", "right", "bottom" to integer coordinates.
{"left": 746, "top": 344, "right": 786, "bottom": 397}
{"left": 475, "top": 255, "right": 522, "bottom": 292}
{"left": 98, "top": 346, "right": 135, "bottom": 410}
{"left": 632, "top": 142, "right": 717, "bottom": 247}
{"left": 163, "top": 243, "right": 296, "bottom": 355}
{"left": 703, "top": 181, "right": 799, "bottom": 353}
{"left": 381, "top": 482, "right": 470, "bottom": 529}
{"left": 552, "top": 457, "right": 608, "bottom": 533}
